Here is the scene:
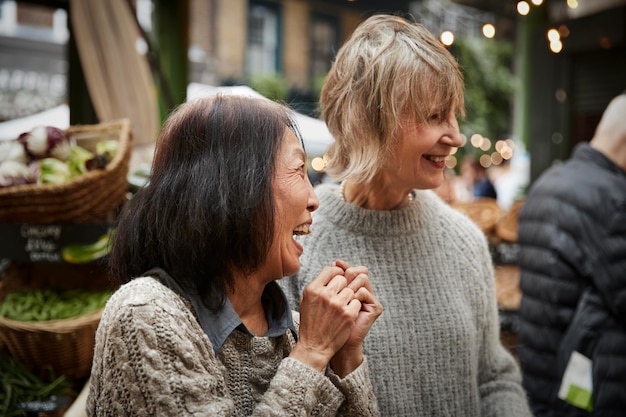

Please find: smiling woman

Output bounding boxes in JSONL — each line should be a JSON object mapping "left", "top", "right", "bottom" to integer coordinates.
{"left": 87, "top": 94, "right": 383, "bottom": 417}
{"left": 281, "top": 14, "right": 532, "bottom": 417}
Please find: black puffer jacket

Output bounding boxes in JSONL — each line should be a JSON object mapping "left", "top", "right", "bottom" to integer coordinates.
{"left": 517, "top": 143, "right": 626, "bottom": 417}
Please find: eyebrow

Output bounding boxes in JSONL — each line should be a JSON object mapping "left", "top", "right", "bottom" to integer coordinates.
{"left": 292, "top": 147, "right": 306, "bottom": 161}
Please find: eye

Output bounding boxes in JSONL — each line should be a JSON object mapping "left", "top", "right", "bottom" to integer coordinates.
{"left": 428, "top": 112, "right": 443, "bottom": 123}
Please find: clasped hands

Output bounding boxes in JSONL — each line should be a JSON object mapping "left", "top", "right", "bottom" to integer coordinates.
{"left": 290, "top": 260, "right": 383, "bottom": 378}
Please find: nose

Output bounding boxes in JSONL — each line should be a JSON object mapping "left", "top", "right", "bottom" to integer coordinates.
{"left": 442, "top": 113, "right": 463, "bottom": 148}
{"left": 306, "top": 177, "right": 320, "bottom": 212}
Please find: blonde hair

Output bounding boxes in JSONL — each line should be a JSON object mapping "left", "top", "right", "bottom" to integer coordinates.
{"left": 321, "top": 14, "right": 465, "bottom": 183}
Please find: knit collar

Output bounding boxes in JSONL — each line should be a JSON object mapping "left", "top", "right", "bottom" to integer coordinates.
{"left": 312, "top": 183, "right": 437, "bottom": 237}
{"left": 146, "top": 267, "right": 296, "bottom": 356}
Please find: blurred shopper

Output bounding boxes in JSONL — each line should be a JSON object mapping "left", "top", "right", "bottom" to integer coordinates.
{"left": 281, "top": 14, "right": 532, "bottom": 417}
{"left": 88, "top": 95, "right": 383, "bottom": 416}
{"left": 433, "top": 167, "right": 457, "bottom": 203}
{"left": 517, "top": 92, "right": 626, "bottom": 416}
{"left": 460, "top": 155, "right": 498, "bottom": 200}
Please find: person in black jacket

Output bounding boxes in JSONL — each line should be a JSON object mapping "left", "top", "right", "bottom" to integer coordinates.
{"left": 517, "top": 92, "right": 626, "bottom": 416}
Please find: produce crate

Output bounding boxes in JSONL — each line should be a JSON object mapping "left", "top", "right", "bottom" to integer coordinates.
{"left": 0, "top": 119, "right": 132, "bottom": 224}
{"left": 0, "top": 262, "right": 116, "bottom": 379}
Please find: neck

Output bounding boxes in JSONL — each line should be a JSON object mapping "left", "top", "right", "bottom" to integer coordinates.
{"left": 591, "top": 139, "right": 626, "bottom": 173}
{"left": 341, "top": 179, "right": 413, "bottom": 210}
{"left": 229, "top": 276, "right": 268, "bottom": 336}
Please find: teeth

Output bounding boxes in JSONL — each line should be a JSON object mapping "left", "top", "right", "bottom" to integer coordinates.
{"left": 425, "top": 155, "right": 447, "bottom": 163}
{"left": 293, "top": 224, "right": 311, "bottom": 236}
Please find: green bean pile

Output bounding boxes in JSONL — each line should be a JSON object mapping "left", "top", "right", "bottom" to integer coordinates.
{"left": 0, "top": 349, "right": 72, "bottom": 416}
{"left": 0, "top": 288, "right": 112, "bottom": 321}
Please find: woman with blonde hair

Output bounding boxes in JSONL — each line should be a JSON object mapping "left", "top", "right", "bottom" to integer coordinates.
{"left": 282, "top": 14, "right": 531, "bottom": 417}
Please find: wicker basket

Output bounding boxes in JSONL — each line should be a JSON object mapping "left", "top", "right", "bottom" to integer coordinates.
{"left": 451, "top": 198, "right": 504, "bottom": 235}
{"left": 0, "top": 119, "right": 132, "bottom": 224}
{"left": 495, "top": 199, "right": 524, "bottom": 243}
{"left": 0, "top": 263, "right": 115, "bottom": 379}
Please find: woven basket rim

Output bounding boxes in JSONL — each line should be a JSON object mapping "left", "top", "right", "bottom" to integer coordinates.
{"left": 0, "top": 118, "right": 131, "bottom": 198}
{"left": 451, "top": 198, "right": 504, "bottom": 233}
{"left": 0, "top": 307, "right": 103, "bottom": 333}
{"left": 495, "top": 199, "right": 524, "bottom": 242}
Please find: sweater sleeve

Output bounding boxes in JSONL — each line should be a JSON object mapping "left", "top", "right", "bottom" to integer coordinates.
{"left": 87, "top": 279, "right": 345, "bottom": 417}
{"left": 473, "top": 243, "right": 532, "bottom": 417}
{"left": 326, "top": 357, "right": 380, "bottom": 417}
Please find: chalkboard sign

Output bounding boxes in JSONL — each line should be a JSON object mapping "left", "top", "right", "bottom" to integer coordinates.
{"left": 0, "top": 223, "right": 111, "bottom": 263}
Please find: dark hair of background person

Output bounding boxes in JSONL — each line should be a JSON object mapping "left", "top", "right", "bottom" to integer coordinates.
{"left": 108, "top": 95, "right": 303, "bottom": 315}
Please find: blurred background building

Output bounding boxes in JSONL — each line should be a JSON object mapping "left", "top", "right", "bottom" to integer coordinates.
{"left": 1, "top": 0, "right": 625, "bottom": 184}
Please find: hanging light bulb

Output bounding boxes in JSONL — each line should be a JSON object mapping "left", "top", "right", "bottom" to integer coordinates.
{"left": 440, "top": 30, "right": 454, "bottom": 46}
{"left": 547, "top": 28, "right": 560, "bottom": 42}
{"left": 517, "top": 1, "right": 530, "bottom": 15}
{"left": 549, "top": 39, "right": 563, "bottom": 53}
{"left": 482, "top": 23, "right": 496, "bottom": 38}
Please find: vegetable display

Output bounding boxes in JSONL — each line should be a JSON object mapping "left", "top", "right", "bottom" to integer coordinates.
{"left": 0, "top": 347, "right": 73, "bottom": 417}
{"left": 0, "top": 288, "right": 112, "bottom": 322}
{"left": 0, "top": 125, "right": 119, "bottom": 188}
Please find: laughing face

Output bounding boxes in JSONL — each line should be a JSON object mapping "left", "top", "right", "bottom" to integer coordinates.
{"left": 389, "top": 110, "right": 463, "bottom": 190}
{"left": 263, "top": 129, "right": 319, "bottom": 281}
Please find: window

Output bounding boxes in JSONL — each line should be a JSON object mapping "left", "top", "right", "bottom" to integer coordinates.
{"left": 310, "top": 14, "right": 338, "bottom": 79}
{"left": 246, "top": 2, "right": 281, "bottom": 75}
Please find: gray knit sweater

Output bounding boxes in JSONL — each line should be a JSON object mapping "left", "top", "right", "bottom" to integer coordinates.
{"left": 281, "top": 184, "right": 532, "bottom": 417}
{"left": 87, "top": 277, "right": 379, "bottom": 416}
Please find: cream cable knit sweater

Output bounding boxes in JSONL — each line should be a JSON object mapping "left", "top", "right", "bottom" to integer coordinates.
{"left": 281, "top": 184, "right": 532, "bottom": 417}
{"left": 87, "top": 277, "right": 379, "bottom": 416}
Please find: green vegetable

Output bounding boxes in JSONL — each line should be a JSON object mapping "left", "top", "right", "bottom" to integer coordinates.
{"left": 0, "top": 288, "right": 112, "bottom": 322}
{"left": 66, "top": 145, "right": 94, "bottom": 178}
{"left": 38, "top": 158, "right": 71, "bottom": 184}
{"left": 96, "top": 140, "right": 119, "bottom": 162}
{"left": 61, "top": 232, "right": 111, "bottom": 264}
{"left": 0, "top": 347, "right": 73, "bottom": 416}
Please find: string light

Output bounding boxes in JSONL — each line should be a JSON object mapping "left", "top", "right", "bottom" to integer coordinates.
{"left": 440, "top": 30, "right": 454, "bottom": 46}
{"left": 517, "top": 1, "right": 530, "bottom": 15}
{"left": 549, "top": 39, "right": 563, "bottom": 53}
{"left": 482, "top": 23, "right": 496, "bottom": 38}
{"left": 547, "top": 28, "right": 560, "bottom": 42}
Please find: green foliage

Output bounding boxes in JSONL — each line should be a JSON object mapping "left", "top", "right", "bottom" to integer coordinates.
{"left": 311, "top": 73, "right": 327, "bottom": 98}
{"left": 455, "top": 36, "right": 516, "bottom": 143}
{"left": 247, "top": 74, "right": 290, "bottom": 101}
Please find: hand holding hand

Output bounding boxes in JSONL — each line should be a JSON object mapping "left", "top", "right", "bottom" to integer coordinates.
{"left": 290, "top": 265, "right": 362, "bottom": 372}
{"left": 330, "top": 260, "right": 383, "bottom": 377}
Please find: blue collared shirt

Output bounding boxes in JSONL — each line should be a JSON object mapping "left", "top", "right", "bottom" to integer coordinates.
{"left": 190, "top": 287, "right": 297, "bottom": 356}
{"left": 147, "top": 267, "right": 297, "bottom": 356}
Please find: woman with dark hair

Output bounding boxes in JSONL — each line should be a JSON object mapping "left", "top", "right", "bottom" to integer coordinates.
{"left": 87, "top": 95, "right": 382, "bottom": 416}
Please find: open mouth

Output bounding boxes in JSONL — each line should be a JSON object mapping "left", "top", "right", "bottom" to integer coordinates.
{"left": 423, "top": 155, "right": 447, "bottom": 163}
{"left": 293, "top": 224, "right": 312, "bottom": 236}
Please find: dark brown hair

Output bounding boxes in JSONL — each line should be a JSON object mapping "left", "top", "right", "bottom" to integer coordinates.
{"left": 108, "top": 94, "right": 302, "bottom": 312}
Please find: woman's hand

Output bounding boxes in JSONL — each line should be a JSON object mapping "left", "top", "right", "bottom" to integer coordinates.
{"left": 289, "top": 265, "right": 362, "bottom": 373}
{"left": 330, "top": 260, "right": 383, "bottom": 378}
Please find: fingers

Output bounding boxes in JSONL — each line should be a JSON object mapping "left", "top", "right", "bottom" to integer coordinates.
{"left": 353, "top": 287, "right": 383, "bottom": 316}
{"left": 344, "top": 265, "right": 368, "bottom": 282}
{"left": 346, "top": 272, "right": 373, "bottom": 294}
{"left": 309, "top": 265, "right": 345, "bottom": 287}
